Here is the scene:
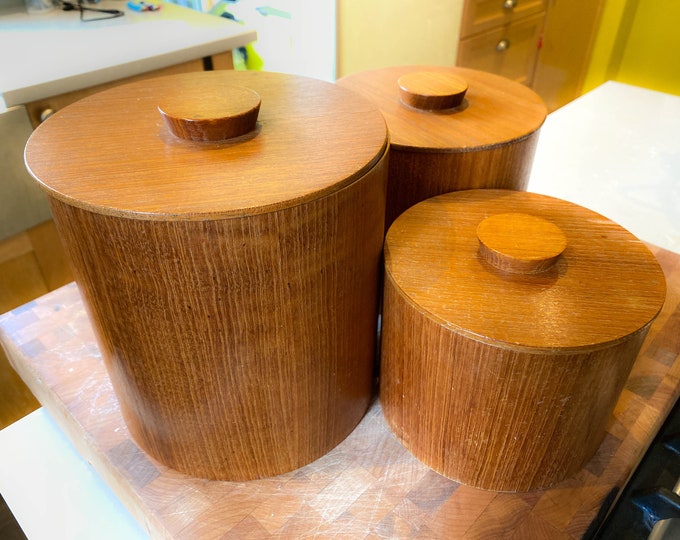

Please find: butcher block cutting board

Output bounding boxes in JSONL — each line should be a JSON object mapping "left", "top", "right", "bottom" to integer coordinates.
{"left": 1, "top": 244, "right": 679, "bottom": 539}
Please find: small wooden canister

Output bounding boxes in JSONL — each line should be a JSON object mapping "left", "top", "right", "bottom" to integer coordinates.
{"left": 25, "top": 71, "right": 389, "bottom": 481}
{"left": 336, "top": 66, "right": 547, "bottom": 228}
{"left": 381, "top": 190, "right": 666, "bottom": 491}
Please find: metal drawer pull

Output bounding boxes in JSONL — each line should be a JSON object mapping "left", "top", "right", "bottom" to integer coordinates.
{"left": 39, "top": 109, "right": 55, "bottom": 123}
{"left": 503, "top": 0, "right": 518, "bottom": 9}
{"left": 496, "top": 39, "right": 510, "bottom": 52}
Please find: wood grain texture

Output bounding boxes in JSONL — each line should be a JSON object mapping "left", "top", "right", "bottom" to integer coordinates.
{"left": 0, "top": 243, "right": 678, "bottom": 537}
{"left": 25, "top": 71, "right": 388, "bottom": 220}
{"left": 27, "top": 71, "right": 389, "bottom": 481}
{"left": 381, "top": 190, "right": 666, "bottom": 491}
{"left": 336, "top": 65, "right": 546, "bottom": 227}
{"left": 476, "top": 212, "right": 567, "bottom": 273}
{"left": 384, "top": 190, "right": 665, "bottom": 350}
{"left": 397, "top": 72, "right": 468, "bottom": 111}
{"left": 23, "top": 58, "right": 207, "bottom": 129}
{"left": 158, "top": 84, "right": 261, "bottom": 142}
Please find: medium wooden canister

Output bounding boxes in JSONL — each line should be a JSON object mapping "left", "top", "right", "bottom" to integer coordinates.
{"left": 381, "top": 189, "right": 666, "bottom": 492}
{"left": 24, "top": 71, "right": 389, "bottom": 481}
{"left": 336, "top": 66, "right": 547, "bottom": 228}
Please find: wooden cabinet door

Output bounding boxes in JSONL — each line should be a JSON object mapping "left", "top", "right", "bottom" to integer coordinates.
{"left": 532, "top": 0, "right": 606, "bottom": 110}
{"left": 458, "top": 13, "right": 545, "bottom": 85}
{"left": 461, "top": 0, "right": 546, "bottom": 38}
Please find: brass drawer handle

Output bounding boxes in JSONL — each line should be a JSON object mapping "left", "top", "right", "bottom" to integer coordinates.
{"left": 39, "top": 108, "right": 55, "bottom": 123}
{"left": 503, "top": 0, "right": 518, "bottom": 8}
{"left": 496, "top": 39, "right": 510, "bottom": 52}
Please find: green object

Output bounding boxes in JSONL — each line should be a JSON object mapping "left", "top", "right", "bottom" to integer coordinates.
{"left": 242, "top": 43, "right": 264, "bottom": 70}
{"left": 210, "top": 1, "right": 264, "bottom": 71}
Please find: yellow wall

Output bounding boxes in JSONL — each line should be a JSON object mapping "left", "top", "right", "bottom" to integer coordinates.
{"left": 585, "top": 0, "right": 680, "bottom": 96}
{"left": 617, "top": 0, "right": 680, "bottom": 95}
{"left": 582, "top": 0, "right": 628, "bottom": 92}
{"left": 336, "top": 0, "right": 464, "bottom": 79}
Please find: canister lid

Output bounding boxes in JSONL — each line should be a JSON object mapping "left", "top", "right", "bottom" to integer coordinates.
{"left": 336, "top": 66, "right": 546, "bottom": 152}
{"left": 384, "top": 190, "right": 666, "bottom": 352}
{"left": 25, "top": 71, "right": 388, "bottom": 220}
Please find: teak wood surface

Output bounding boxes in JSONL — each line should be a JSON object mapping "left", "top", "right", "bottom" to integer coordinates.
{"left": 25, "top": 70, "right": 388, "bottom": 219}
{"left": 24, "top": 71, "right": 389, "bottom": 481}
{"left": 158, "top": 84, "right": 262, "bottom": 142}
{"left": 381, "top": 190, "right": 667, "bottom": 492}
{"left": 336, "top": 66, "right": 547, "bottom": 227}
{"left": 0, "top": 241, "right": 678, "bottom": 538}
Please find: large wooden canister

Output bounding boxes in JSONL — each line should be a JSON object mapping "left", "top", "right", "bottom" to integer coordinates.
{"left": 337, "top": 66, "right": 547, "bottom": 228}
{"left": 24, "top": 71, "right": 389, "bottom": 481}
{"left": 381, "top": 190, "right": 666, "bottom": 491}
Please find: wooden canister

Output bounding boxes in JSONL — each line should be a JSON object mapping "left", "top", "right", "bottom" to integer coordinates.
{"left": 24, "top": 71, "right": 389, "bottom": 481}
{"left": 381, "top": 190, "right": 666, "bottom": 491}
{"left": 336, "top": 66, "right": 547, "bottom": 228}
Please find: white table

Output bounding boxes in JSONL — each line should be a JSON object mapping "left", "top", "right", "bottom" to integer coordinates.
{"left": 1, "top": 408, "right": 147, "bottom": 539}
{"left": 0, "top": 0, "right": 256, "bottom": 109}
{"left": 2, "top": 81, "right": 679, "bottom": 539}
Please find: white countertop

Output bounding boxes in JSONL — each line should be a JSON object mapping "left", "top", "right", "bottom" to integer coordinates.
{"left": 529, "top": 81, "right": 680, "bottom": 254}
{"left": 1, "top": 81, "right": 679, "bottom": 539}
{"left": 0, "top": 0, "right": 256, "bottom": 109}
{"left": 0, "top": 408, "right": 147, "bottom": 539}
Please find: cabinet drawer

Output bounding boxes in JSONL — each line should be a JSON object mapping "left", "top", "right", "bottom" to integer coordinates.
{"left": 461, "top": 0, "right": 545, "bottom": 38}
{"left": 457, "top": 13, "right": 544, "bottom": 86}
{"left": 24, "top": 59, "right": 205, "bottom": 129}
{"left": 24, "top": 53, "right": 234, "bottom": 129}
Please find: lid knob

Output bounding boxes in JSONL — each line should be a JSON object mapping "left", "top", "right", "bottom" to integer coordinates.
{"left": 476, "top": 213, "right": 567, "bottom": 274}
{"left": 158, "top": 85, "right": 261, "bottom": 142}
{"left": 397, "top": 71, "right": 468, "bottom": 111}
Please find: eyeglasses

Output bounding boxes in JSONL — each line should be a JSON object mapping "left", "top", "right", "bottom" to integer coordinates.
{"left": 61, "top": 0, "right": 124, "bottom": 22}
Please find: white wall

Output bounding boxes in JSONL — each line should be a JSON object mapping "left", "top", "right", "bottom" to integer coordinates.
{"left": 220, "top": 1, "right": 337, "bottom": 81}
{"left": 293, "top": 1, "right": 336, "bottom": 81}
{"left": 231, "top": 0, "right": 463, "bottom": 82}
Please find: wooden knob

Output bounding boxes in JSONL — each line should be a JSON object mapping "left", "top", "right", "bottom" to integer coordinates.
{"left": 158, "top": 84, "right": 261, "bottom": 142}
{"left": 477, "top": 213, "right": 567, "bottom": 274}
{"left": 397, "top": 71, "right": 468, "bottom": 111}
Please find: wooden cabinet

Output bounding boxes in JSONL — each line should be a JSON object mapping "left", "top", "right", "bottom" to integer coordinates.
{"left": 457, "top": 0, "right": 605, "bottom": 111}
{"left": 24, "top": 52, "right": 233, "bottom": 129}
{"left": 457, "top": 0, "right": 547, "bottom": 86}
{"left": 460, "top": 0, "right": 545, "bottom": 36}
{"left": 532, "top": 0, "right": 606, "bottom": 111}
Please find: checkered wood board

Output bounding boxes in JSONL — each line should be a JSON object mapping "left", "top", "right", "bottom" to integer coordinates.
{"left": 1, "top": 244, "right": 679, "bottom": 539}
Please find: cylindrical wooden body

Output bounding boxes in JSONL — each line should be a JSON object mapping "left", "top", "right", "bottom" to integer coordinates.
{"left": 25, "top": 71, "right": 389, "bottom": 480}
{"left": 337, "top": 66, "right": 547, "bottom": 228}
{"left": 381, "top": 190, "right": 666, "bottom": 492}
{"left": 383, "top": 137, "right": 539, "bottom": 228}
{"left": 48, "top": 167, "right": 386, "bottom": 480}
{"left": 381, "top": 279, "right": 649, "bottom": 492}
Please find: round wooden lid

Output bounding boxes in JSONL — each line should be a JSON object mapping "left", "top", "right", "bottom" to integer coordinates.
{"left": 384, "top": 190, "right": 666, "bottom": 351}
{"left": 397, "top": 71, "right": 469, "bottom": 111}
{"left": 25, "top": 71, "right": 388, "bottom": 220}
{"left": 476, "top": 212, "right": 567, "bottom": 274}
{"left": 336, "top": 65, "right": 547, "bottom": 152}
{"left": 158, "top": 84, "right": 261, "bottom": 142}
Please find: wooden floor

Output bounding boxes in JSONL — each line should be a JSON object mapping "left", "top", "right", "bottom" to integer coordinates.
{"left": 0, "top": 219, "right": 73, "bottom": 430}
{"left": 0, "top": 494, "right": 26, "bottom": 540}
